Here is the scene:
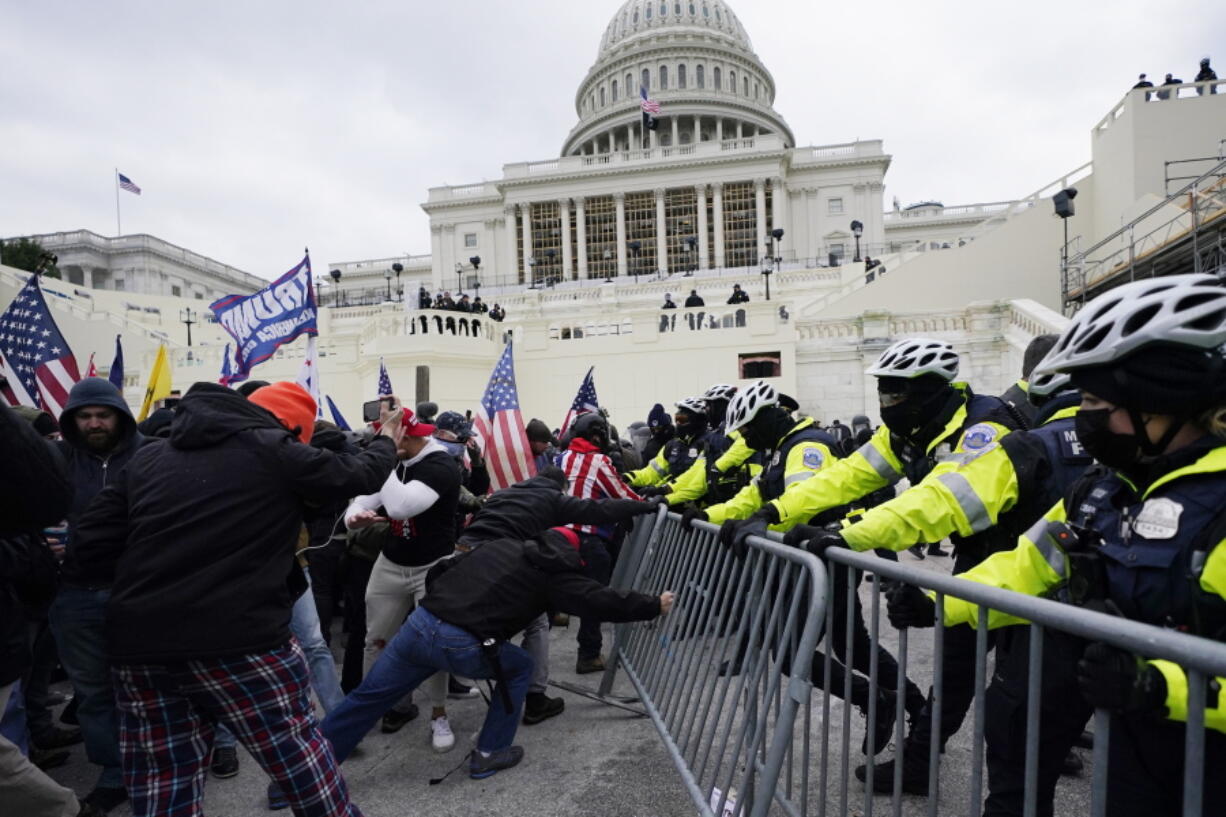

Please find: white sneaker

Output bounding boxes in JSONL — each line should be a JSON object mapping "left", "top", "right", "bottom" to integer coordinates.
{"left": 431, "top": 716, "right": 455, "bottom": 753}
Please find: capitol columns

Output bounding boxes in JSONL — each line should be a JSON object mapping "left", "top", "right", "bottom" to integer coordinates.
{"left": 429, "top": 223, "right": 444, "bottom": 289}
{"left": 695, "top": 184, "right": 709, "bottom": 271}
{"left": 654, "top": 187, "right": 668, "bottom": 275}
{"left": 559, "top": 198, "right": 573, "bottom": 281}
{"left": 614, "top": 191, "right": 628, "bottom": 278}
{"left": 520, "top": 203, "right": 534, "bottom": 286}
{"left": 502, "top": 204, "right": 517, "bottom": 287}
{"left": 771, "top": 176, "right": 788, "bottom": 249}
{"left": 754, "top": 177, "right": 768, "bottom": 263}
{"left": 574, "top": 196, "right": 589, "bottom": 279}
{"left": 712, "top": 182, "right": 725, "bottom": 269}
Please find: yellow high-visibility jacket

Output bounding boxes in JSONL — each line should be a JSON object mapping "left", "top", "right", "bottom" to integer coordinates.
{"left": 666, "top": 432, "right": 755, "bottom": 506}
{"left": 944, "top": 445, "right": 1226, "bottom": 734}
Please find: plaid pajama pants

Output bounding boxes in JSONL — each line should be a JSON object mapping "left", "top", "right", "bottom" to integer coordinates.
{"left": 112, "top": 640, "right": 361, "bottom": 817}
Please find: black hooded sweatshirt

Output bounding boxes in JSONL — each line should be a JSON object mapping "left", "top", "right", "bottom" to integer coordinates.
{"left": 71, "top": 382, "right": 398, "bottom": 663}
{"left": 423, "top": 530, "right": 660, "bottom": 642}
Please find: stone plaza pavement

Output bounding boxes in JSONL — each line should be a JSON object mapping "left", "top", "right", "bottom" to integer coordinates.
{"left": 43, "top": 554, "right": 1096, "bottom": 816}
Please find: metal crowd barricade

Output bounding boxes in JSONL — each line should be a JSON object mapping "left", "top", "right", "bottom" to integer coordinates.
{"left": 818, "top": 546, "right": 1226, "bottom": 817}
{"left": 597, "top": 508, "right": 829, "bottom": 817}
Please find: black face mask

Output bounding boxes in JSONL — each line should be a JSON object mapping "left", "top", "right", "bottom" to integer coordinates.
{"left": 879, "top": 386, "right": 953, "bottom": 440}
{"left": 1075, "top": 408, "right": 1142, "bottom": 471}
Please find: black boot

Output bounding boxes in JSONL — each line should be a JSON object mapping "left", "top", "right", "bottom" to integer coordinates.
{"left": 855, "top": 742, "right": 931, "bottom": 795}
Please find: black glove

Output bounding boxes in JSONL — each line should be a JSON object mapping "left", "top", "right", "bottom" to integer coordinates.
{"left": 608, "top": 498, "right": 659, "bottom": 518}
{"left": 681, "top": 507, "right": 708, "bottom": 530}
{"left": 886, "top": 583, "right": 937, "bottom": 629}
{"left": 718, "top": 514, "right": 770, "bottom": 559}
{"left": 1076, "top": 642, "right": 1167, "bottom": 715}
{"left": 782, "top": 524, "right": 822, "bottom": 549}
{"left": 638, "top": 486, "right": 670, "bottom": 499}
{"left": 804, "top": 530, "right": 847, "bottom": 558}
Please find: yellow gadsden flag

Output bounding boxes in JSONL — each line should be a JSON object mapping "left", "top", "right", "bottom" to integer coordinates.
{"left": 137, "top": 344, "right": 173, "bottom": 421}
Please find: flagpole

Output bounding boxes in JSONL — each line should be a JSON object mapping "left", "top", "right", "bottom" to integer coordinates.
{"left": 114, "top": 168, "right": 121, "bottom": 236}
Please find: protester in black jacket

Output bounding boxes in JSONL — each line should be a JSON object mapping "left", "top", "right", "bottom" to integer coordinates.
{"left": 0, "top": 403, "right": 101, "bottom": 816}
{"left": 320, "top": 525, "right": 672, "bottom": 780}
{"left": 72, "top": 381, "right": 400, "bottom": 817}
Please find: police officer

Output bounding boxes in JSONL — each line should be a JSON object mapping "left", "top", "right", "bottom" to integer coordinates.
{"left": 797, "top": 365, "right": 1091, "bottom": 795}
{"left": 667, "top": 384, "right": 760, "bottom": 507}
{"left": 629, "top": 397, "right": 709, "bottom": 495}
{"left": 890, "top": 274, "right": 1226, "bottom": 816}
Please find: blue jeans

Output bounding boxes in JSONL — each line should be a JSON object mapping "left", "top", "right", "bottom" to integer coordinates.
{"left": 0, "top": 681, "right": 28, "bottom": 754}
{"left": 322, "top": 607, "right": 532, "bottom": 760}
{"left": 216, "top": 573, "right": 343, "bottom": 750}
{"left": 50, "top": 585, "right": 124, "bottom": 789}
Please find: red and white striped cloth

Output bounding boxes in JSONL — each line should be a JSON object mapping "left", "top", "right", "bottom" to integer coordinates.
{"left": 0, "top": 274, "right": 81, "bottom": 417}
{"left": 472, "top": 341, "right": 535, "bottom": 492}
{"left": 558, "top": 437, "right": 641, "bottom": 537}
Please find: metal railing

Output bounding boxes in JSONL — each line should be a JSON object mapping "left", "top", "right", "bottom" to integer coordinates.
{"left": 605, "top": 511, "right": 1226, "bottom": 817}
{"left": 597, "top": 510, "right": 828, "bottom": 817}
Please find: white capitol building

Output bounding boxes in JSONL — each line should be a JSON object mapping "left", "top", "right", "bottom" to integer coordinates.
{"left": 6, "top": 0, "right": 1225, "bottom": 427}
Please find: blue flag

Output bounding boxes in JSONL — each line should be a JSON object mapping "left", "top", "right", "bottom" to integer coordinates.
{"left": 219, "top": 343, "right": 233, "bottom": 385}
{"left": 326, "top": 395, "right": 351, "bottom": 431}
{"left": 107, "top": 335, "right": 124, "bottom": 390}
{"left": 209, "top": 255, "right": 317, "bottom": 382}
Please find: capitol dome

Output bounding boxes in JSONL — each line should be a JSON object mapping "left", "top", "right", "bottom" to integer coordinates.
{"left": 562, "top": 0, "right": 794, "bottom": 157}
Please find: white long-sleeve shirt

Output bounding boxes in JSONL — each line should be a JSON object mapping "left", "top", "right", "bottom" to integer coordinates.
{"left": 344, "top": 437, "right": 445, "bottom": 526}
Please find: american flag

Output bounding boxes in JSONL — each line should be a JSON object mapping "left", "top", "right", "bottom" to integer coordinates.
{"left": 378, "top": 358, "right": 394, "bottom": 396}
{"left": 640, "top": 85, "right": 661, "bottom": 114}
{"left": 118, "top": 172, "right": 141, "bottom": 195}
{"left": 561, "top": 366, "right": 599, "bottom": 434}
{"left": 473, "top": 341, "right": 535, "bottom": 491}
{"left": 0, "top": 274, "right": 81, "bottom": 416}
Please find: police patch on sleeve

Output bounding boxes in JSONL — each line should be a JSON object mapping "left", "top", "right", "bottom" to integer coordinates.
{"left": 960, "top": 424, "right": 998, "bottom": 452}
{"left": 802, "top": 446, "right": 824, "bottom": 469}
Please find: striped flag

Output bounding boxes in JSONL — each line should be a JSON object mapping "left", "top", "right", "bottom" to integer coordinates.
{"left": 378, "top": 358, "right": 393, "bottom": 396}
{"left": 118, "top": 172, "right": 141, "bottom": 195}
{"left": 296, "top": 336, "right": 324, "bottom": 419}
{"left": 561, "top": 366, "right": 599, "bottom": 434}
{"left": 0, "top": 274, "right": 81, "bottom": 416}
{"left": 472, "top": 340, "right": 535, "bottom": 491}
{"left": 107, "top": 335, "right": 124, "bottom": 390}
{"left": 640, "top": 85, "right": 661, "bottom": 114}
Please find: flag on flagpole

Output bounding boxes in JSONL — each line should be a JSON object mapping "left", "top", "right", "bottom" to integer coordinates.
{"left": 640, "top": 85, "right": 660, "bottom": 145}
{"left": 0, "top": 274, "right": 82, "bottom": 415}
{"left": 107, "top": 335, "right": 124, "bottom": 390}
{"left": 210, "top": 254, "right": 315, "bottom": 383}
{"left": 219, "top": 343, "right": 233, "bottom": 385}
{"left": 85, "top": 353, "right": 97, "bottom": 378}
{"left": 326, "top": 395, "right": 351, "bottom": 431}
{"left": 472, "top": 341, "right": 535, "bottom": 491}
{"left": 561, "top": 366, "right": 600, "bottom": 433}
{"left": 296, "top": 336, "right": 324, "bottom": 419}
{"left": 137, "top": 344, "right": 172, "bottom": 421}
{"left": 378, "top": 358, "right": 394, "bottom": 396}
{"left": 117, "top": 172, "right": 141, "bottom": 195}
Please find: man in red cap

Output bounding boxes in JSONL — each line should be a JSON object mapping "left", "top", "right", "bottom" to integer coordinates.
{"left": 343, "top": 405, "right": 463, "bottom": 752}
{"left": 71, "top": 381, "right": 402, "bottom": 817}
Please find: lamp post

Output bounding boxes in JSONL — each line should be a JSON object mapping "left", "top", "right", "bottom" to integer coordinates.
{"left": 684, "top": 236, "right": 697, "bottom": 276}
{"left": 392, "top": 262, "right": 403, "bottom": 301}
{"left": 850, "top": 220, "right": 864, "bottom": 262}
{"left": 761, "top": 228, "right": 784, "bottom": 301}
{"left": 544, "top": 248, "right": 556, "bottom": 287}
{"left": 383, "top": 268, "right": 393, "bottom": 301}
{"left": 1053, "top": 187, "right": 1078, "bottom": 295}
{"left": 329, "top": 268, "right": 342, "bottom": 306}
{"left": 602, "top": 249, "right": 613, "bottom": 283}
{"left": 469, "top": 256, "right": 481, "bottom": 302}
{"left": 628, "top": 241, "right": 641, "bottom": 279}
{"left": 454, "top": 262, "right": 464, "bottom": 295}
{"left": 179, "top": 307, "right": 196, "bottom": 347}
{"left": 527, "top": 256, "right": 538, "bottom": 289}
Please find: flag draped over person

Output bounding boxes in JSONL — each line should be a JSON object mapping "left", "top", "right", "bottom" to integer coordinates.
{"left": 137, "top": 344, "right": 172, "bottom": 421}
{"left": 209, "top": 254, "right": 317, "bottom": 383}
{"left": 472, "top": 340, "right": 534, "bottom": 491}
{"left": 0, "top": 273, "right": 81, "bottom": 415}
{"left": 561, "top": 366, "right": 599, "bottom": 433}
{"left": 107, "top": 334, "right": 124, "bottom": 390}
{"left": 378, "top": 357, "right": 393, "bottom": 396}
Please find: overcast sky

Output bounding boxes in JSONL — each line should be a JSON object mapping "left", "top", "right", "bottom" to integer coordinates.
{"left": 3, "top": 1, "right": 1222, "bottom": 280}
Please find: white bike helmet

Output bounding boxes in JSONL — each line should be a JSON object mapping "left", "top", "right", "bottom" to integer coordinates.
{"left": 1033, "top": 274, "right": 1226, "bottom": 376}
{"left": 865, "top": 338, "right": 960, "bottom": 381}
{"left": 704, "top": 383, "right": 738, "bottom": 401}
{"left": 725, "top": 381, "right": 779, "bottom": 433}
{"left": 675, "top": 396, "right": 707, "bottom": 415}
{"left": 1026, "top": 370, "right": 1072, "bottom": 400}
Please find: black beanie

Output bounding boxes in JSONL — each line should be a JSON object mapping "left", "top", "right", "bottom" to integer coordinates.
{"left": 1070, "top": 345, "right": 1226, "bottom": 415}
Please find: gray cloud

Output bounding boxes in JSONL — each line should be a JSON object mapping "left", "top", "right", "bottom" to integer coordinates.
{"left": 3, "top": 0, "right": 1222, "bottom": 280}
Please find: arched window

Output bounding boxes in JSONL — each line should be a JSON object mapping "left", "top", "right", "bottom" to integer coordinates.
{"left": 633, "top": 8, "right": 639, "bottom": 22}
{"left": 660, "top": 2, "right": 668, "bottom": 15}
{"left": 689, "top": 3, "right": 696, "bottom": 14}
{"left": 703, "top": 4, "right": 709, "bottom": 17}
{"left": 696, "top": 64, "right": 705, "bottom": 88}
{"left": 743, "top": 76, "right": 749, "bottom": 96}
{"left": 675, "top": 2, "right": 682, "bottom": 14}
{"left": 591, "top": 93, "right": 596, "bottom": 110}
{"left": 729, "top": 70, "right": 736, "bottom": 94}
{"left": 612, "top": 79, "right": 619, "bottom": 101}
{"left": 659, "top": 65, "right": 668, "bottom": 90}
{"left": 599, "top": 87, "right": 606, "bottom": 107}
{"left": 642, "top": 68, "right": 650, "bottom": 91}
{"left": 645, "top": 4, "right": 652, "bottom": 19}
{"left": 754, "top": 82, "right": 759, "bottom": 99}
{"left": 626, "top": 73, "right": 633, "bottom": 95}
{"left": 713, "top": 66, "right": 721, "bottom": 89}
{"left": 678, "top": 64, "right": 687, "bottom": 89}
